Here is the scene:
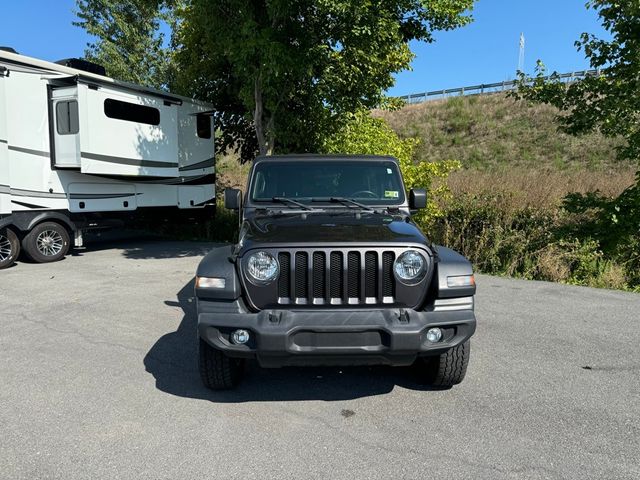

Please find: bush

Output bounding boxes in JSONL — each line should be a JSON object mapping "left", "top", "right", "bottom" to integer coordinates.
{"left": 429, "top": 191, "right": 637, "bottom": 291}
{"left": 429, "top": 193, "right": 558, "bottom": 277}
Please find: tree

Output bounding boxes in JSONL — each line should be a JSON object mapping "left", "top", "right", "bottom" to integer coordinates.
{"left": 514, "top": 1, "right": 639, "bottom": 161}
{"left": 513, "top": 0, "right": 640, "bottom": 284}
{"left": 74, "top": 0, "right": 175, "bottom": 89}
{"left": 75, "top": 1, "right": 475, "bottom": 160}
{"left": 174, "top": 0, "right": 474, "bottom": 160}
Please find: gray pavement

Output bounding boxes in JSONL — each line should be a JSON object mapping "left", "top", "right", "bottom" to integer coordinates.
{"left": 0, "top": 237, "right": 639, "bottom": 480}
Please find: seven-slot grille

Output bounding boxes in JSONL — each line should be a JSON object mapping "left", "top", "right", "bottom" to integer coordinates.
{"left": 276, "top": 250, "right": 396, "bottom": 305}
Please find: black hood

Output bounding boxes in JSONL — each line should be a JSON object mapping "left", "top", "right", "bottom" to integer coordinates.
{"left": 239, "top": 211, "right": 428, "bottom": 250}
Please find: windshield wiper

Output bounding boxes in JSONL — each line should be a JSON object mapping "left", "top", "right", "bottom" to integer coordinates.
{"left": 272, "top": 197, "right": 313, "bottom": 211}
{"left": 331, "top": 197, "right": 373, "bottom": 210}
{"left": 312, "top": 197, "right": 376, "bottom": 213}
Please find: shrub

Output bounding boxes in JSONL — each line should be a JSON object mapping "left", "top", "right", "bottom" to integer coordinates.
{"left": 429, "top": 191, "right": 637, "bottom": 291}
{"left": 429, "top": 193, "right": 558, "bottom": 277}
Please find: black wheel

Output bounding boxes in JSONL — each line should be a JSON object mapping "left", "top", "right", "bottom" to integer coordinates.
{"left": 0, "top": 227, "right": 20, "bottom": 269}
{"left": 199, "top": 339, "right": 245, "bottom": 390}
{"left": 22, "top": 222, "right": 70, "bottom": 264}
{"left": 421, "top": 341, "right": 471, "bottom": 388}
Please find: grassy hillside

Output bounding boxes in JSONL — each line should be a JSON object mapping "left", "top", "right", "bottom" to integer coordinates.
{"left": 376, "top": 93, "right": 628, "bottom": 170}
{"left": 376, "top": 93, "right": 637, "bottom": 205}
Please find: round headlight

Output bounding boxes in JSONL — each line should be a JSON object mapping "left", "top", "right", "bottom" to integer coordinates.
{"left": 246, "top": 251, "right": 279, "bottom": 284}
{"left": 394, "top": 250, "right": 426, "bottom": 283}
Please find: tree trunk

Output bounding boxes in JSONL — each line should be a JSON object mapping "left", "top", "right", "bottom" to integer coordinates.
{"left": 254, "top": 75, "right": 269, "bottom": 156}
{"left": 266, "top": 114, "right": 275, "bottom": 155}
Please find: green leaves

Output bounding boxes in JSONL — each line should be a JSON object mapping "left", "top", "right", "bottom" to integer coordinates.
{"left": 74, "top": 0, "right": 175, "bottom": 89}
{"left": 512, "top": 1, "right": 640, "bottom": 272}
{"left": 172, "top": 0, "right": 474, "bottom": 160}
{"left": 513, "top": 2, "right": 640, "bottom": 163}
{"left": 75, "top": 0, "right": 475, "bottom": 160}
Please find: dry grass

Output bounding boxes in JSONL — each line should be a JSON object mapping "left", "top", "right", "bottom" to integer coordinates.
{"left": 536, "top": 244, "right": 572, "bottom": 282}
{"left": 216, "top": 152, "right": 251, "bottom": 193}
{"left": 596, "top": 263, "right": 629, "bottom": 290}
{"left": 446, "top": 166, "right": 637, "bottom": 211}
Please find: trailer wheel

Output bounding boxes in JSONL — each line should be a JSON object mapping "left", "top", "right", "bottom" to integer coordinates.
{"left": 22, "top": 222, "right": 70, "bottom": 264}
{"left": 0, "top": 227, "right": 20, "bottom": 269}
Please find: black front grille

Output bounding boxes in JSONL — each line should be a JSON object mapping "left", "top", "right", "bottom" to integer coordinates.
{"left": 382, "top": 251, "right": 395, "bottom": 298}
{"left": 364, "top": 252, "right": 378, "bottom": 298}
{"left": 294, "top": 252, "right": 308, "bottom": 298}
{"left": 329, "top": 252, "right": 343, "bottom": 299}
{"left": 347, "top": 252, "right": 360, "bottom": 298}
{"left": 278, "top": 253, "right": 290, "bottom": 298}
{"left": 276, "top": 249, "right": 396, "bottom": 305}
{"left": 312, "top": 252, "right": 325, "bottom": 298}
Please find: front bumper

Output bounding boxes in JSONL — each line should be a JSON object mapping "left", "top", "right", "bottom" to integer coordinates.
{"left": 198, "top": 298, "right": 476, "bottom": 367}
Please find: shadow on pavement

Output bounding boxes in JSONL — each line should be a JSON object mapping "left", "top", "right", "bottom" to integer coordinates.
{"left": 144, "top": 278, "right": 441, "bottom": 403}
{"left": 74, "top": 231, "right": 217, "bottom": 260}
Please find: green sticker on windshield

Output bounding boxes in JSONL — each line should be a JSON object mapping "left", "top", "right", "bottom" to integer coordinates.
{"left": 384, "top": 190, "right": 399, "bottom": 198}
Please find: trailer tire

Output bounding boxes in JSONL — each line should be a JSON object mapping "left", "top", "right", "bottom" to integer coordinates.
{"left": 0, "top": 227, "right": 20, "bottom": 269}
{"left": 22, "top": 221, "right": 70, "bottom": 264}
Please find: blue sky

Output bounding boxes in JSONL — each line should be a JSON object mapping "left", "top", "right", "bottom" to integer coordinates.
{"left": 389, "top": 0, "right": 608, "bottom": 96}
{"left": 2, "top": 0, "right": 607, "bottom": 97}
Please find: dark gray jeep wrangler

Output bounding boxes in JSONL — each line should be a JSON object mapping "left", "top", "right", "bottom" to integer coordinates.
{"left": 195, "top": 155, "right": 476, "bottom": 390}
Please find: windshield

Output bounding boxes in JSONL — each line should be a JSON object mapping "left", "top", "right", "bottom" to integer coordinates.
{"left": 250, "top": 160, "right": 405, "bottom": 205}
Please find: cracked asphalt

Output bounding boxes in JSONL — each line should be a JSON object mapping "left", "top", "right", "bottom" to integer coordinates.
{"left": 1, "top": 237, "right": 639, "bottom": 480}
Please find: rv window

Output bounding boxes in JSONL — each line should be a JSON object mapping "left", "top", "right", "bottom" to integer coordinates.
{"left": 197, "top": 114, "right": 211, "bottom": 139}
{"left": 104, "top": 98, "right": 160, "bottom": 126}
{"left": 56, "top": 100, "right": 79, "bottom": 135}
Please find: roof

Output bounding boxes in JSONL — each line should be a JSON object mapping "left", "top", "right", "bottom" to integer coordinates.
{"left": 254, "top": 154, "right": 399, "bottom": 163}
{"left": 0, "top": 49, "right": 210, "bottom": 107}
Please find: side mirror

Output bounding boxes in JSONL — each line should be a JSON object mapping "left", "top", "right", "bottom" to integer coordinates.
{"left": 224, "top": 188, "right": 242, "bottom": 210}
{"left": 409, "top": 188, "right": 427, "bottom": 209}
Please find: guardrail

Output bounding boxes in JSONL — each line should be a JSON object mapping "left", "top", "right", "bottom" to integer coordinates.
{"left": 398, "top": 69, "right": 601, "bottom": 104}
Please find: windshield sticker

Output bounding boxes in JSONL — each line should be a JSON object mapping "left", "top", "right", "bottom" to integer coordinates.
{"left": 386, "top": 168, "right": 393, "bottom": 174}
{"left": 384, "top": 190, "right": 399, "bottom": 198}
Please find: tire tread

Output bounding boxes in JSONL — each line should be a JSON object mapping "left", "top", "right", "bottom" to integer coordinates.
{"left": 425, "top": 340, "right": 470, "bottom": 387}
{"left": 199, "top": 339, "right": 244, "bottom": 390}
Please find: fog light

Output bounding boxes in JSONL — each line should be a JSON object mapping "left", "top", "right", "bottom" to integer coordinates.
{"left": 426, "top": 328, "right": 443, "bottom": 343}
{"left": 231, "top": 329, "right": 250, "bottom": 345}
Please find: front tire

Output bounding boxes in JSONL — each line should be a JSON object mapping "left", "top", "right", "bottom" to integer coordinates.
{"left": 0, "top": 227, "right": 20, "bottom": 269}
{"left": 22, "top": 222, "right": 70, "bottom": 264}
{"left": 199, "top": 339, "right": 245, "bottom": 390}
{"left": 421, "top": 340, "right": 471, "bottom": 388}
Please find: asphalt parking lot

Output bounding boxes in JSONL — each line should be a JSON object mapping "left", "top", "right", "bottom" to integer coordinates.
{"left": 1, "top": 237, "right": 639, "bottom": 479}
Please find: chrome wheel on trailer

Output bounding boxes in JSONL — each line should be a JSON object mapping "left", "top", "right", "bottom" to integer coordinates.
{"left": 0, "top": 228, "right": 20, "bottom": 269}
{"left": 36, "top": 229, "right": 64, "bottom": 257}
{"left": 22, "top": 222, "right": 70, "bottom": 264}
{"left": 0, "top": 233, "right": 11, "bottom": 260}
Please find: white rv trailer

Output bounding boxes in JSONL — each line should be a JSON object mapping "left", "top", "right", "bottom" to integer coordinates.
{"left": 0, "top": 48, "right": 216, "bottom": 269}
